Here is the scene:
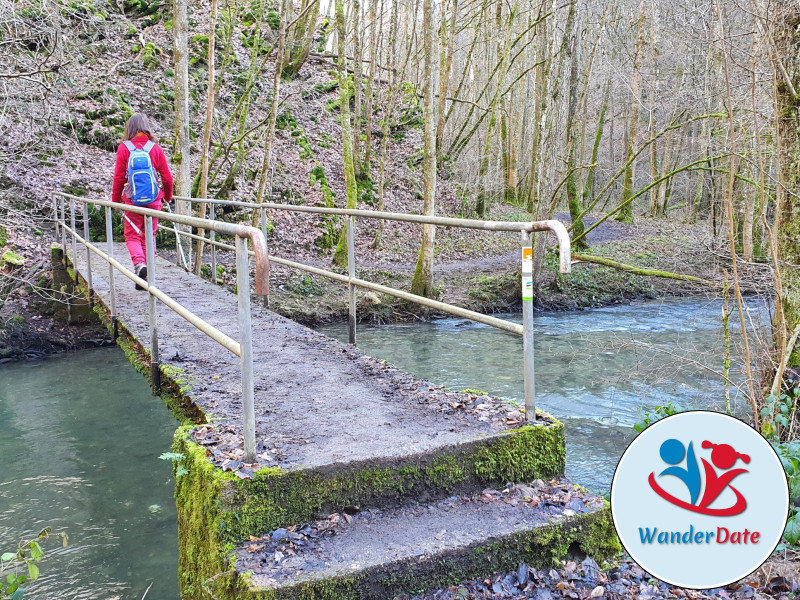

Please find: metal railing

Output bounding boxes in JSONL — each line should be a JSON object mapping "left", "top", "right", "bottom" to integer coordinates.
{"left": 53, "top": 192, "right": 269, "bottom": 463}
{"left": 53, "top": 191, "right": 571, "bottom": 462}
{"left": 170, "top": 195, "right": 572, "bottom": 425}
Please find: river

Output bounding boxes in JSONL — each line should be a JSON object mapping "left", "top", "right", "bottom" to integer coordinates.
{"left": 319, "top": 297, "right": 770, "bottom": 490}
{"left": 0, "top": 298, "right": 768, "bottom": 598}
{"left": 0, "top": 348, "right": 179, "bottom": 599}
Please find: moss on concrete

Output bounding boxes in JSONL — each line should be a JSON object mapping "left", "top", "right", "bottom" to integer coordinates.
{"left": 174, "top": 417, "right": 567, "bottom": 599}
{"left": 63, "top": 256, "right": 205, "bottom": 425}
{"left": 174, "top": 433, "right": 241, "bottom": 600}
{"left": 232, "top": 507, "right": 619, "bottom": 600}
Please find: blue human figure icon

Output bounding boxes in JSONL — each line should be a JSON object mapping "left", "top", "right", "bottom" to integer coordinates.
{"left": 658, "top": 438, "right": 701, "bottom": 505}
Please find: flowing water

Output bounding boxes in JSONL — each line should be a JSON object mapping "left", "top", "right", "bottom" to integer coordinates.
{"left": 0, "top": 298, "right": 769, "bottom": 598}
{"left": 319, "top": 298, "right": 770, "bottom": 491}
{"left": 0, "top": 348, "right": 179, "bottom": 599}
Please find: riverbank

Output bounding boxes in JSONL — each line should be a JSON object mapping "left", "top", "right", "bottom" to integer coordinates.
{"left": 183, "top": 208, "right": 770, "bottom": 327}
{"left": 0, "top": 206, "right": 771, "bottom": 359}
{"left": 416, "top": 548, "right": 800, "bottom": 599}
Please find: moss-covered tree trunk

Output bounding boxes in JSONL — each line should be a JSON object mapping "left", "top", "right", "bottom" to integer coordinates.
{"left": 410, "top": 0, "right": 437, "bottom": 298}
{"left": 282, "top": 0, "right": 319, "bottom": 78}
{"left": 563, "top": 0, "right": 586, "bottom": 250}
{"left": 581, "top": 74, "right": 610, "bottom": 207}
{"left": 332, "top": 0, "right": 359, "bottom": 268}
{"left": 772, "top": 1, "right": 800, "bottom": 387}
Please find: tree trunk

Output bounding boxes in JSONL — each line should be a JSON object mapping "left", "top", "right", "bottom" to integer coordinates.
{"left": 363, "top": 0, "right": 379, "bottom": 179}
{"left": 332, "top": 0, "right": 360, "bottom": 267}
{"left": 193, "top": 0, "right": 217, "bottom": 276}
{"left": 436, "top": 0, "right": 458, "bottom": 157}
{"left": 172, "top": 0, "right": 191, "bottom": 268}
{"left": 581, "top": 74, "right": 610, "bottom": 207}
{"left": 352, "top": 0, "right": 363, "bottom": 179}
{"left": 771, "top": 0, "right": 800, "bottom": 390}
{"left": 255, "top": 0, "right": 289, "bottom": 209}
{"left": 282, "top": 0, "right": 319, "bottom": 77}
{"left": 617, "top": 1, "right": 646, "bottom": 224}
{"left": 373, "top": 0, "right": 398, "bottom": 249}
{"left": 563, "top": 0, "right": 587, "bottom": 249}
{"left": 410, "top": 0, "right": 437, "bottom": 298}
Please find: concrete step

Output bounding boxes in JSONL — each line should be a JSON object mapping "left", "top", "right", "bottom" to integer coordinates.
{"left": 174, "top": 416, "right": 567, "bottom": 599}
{"left": 230, "top": 481, "right": 619, "bottom": 600}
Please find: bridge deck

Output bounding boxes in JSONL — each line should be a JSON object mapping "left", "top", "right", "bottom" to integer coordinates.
{"left": 71, "top": 244, "right": 525, "bottom": 473}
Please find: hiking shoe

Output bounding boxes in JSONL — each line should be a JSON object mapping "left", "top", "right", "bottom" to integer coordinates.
{"left": 134, "top": 263, "right": 148, "bottom": 290}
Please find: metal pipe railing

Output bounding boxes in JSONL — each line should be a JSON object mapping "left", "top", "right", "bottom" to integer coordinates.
{"left": 171, "top": 195, "right": 571, "bottom": 422}
{"left": 53, "top": 192, "right": 267, "bottom": 463}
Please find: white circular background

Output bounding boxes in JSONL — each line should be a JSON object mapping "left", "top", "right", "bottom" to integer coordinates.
{"left": 611, "top": 411, "right": 789, "bottom": 589}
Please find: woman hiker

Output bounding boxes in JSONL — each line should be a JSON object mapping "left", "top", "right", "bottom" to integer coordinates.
{"left": 111, "top": 113, "right": 174, "bottom": 289}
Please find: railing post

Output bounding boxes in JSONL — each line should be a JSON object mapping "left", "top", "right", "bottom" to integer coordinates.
{"left": 145, "top": 215, "right": 161, "bottom": 393}
{"left": 261, "top": 206, "right": 269, "bottom": 308}
{"left": 52, "top": 195, "right": 60, "bottom": 238}
{"left": 176, "top": 202, "right": 185, "bottom": 269}
{"left": 236, "top": 235, "right": 257, "bottom": 463}
{"left": 70, "top": 199, "right": 78, "bottom": 284}
{"left": 521, "top": 230, "right": 536, "bottom": 423}
{"left": 210, "top": 202, "right": 217, "bottom": 283}
{"left": 347, "top": 216, "right": 356, "bottom": 345}
{"left": 82, "top": 203, "right": 94, "bottom": 307}
{"left": 106, "top": 205, "right": 118, "bottom": 341}
{"left": 60, "top": 196, "right": 67, "bottom": 265}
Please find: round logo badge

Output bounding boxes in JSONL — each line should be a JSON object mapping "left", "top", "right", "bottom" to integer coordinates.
{"left": 611, "top": 411, "right": 789, "bottom": 589}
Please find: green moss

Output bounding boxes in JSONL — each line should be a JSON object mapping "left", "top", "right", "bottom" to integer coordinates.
{"left": 0, "top": 225, "right": 6, "bottom": 247}
{"left": 142, "top": 42, "right": 157, "bottom": 67}
{"left": 1, "top": 251, "right": 24, "bottom": 267}
{"left": 175, "top": 416, "right": 566, "bottom": 598}
{"left": 265, "top": 10, "right": 280, "bottom": 30}
{"left": 230, "top": 506, "right": 618, "bottom": 599}
{"left": 175, "top": 428, "right": 552, "bottom": 598}
{"left": 175, "top": 430, "right": 241, "bottom": 600}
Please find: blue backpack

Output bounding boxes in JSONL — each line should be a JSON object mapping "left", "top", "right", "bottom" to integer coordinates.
{"left": 123, "top": 140, "right": 160, "bottom": 206}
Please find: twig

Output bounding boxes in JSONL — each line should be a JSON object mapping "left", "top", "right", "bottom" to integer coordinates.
{"left": 771, "top": 324, "right": 800, "bottom": 399}
{"left": 141, "top": 582, "right": 153, "bottom": 599}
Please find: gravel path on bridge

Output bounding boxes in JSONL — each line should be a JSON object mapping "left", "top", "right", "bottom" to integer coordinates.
{"left": 73, "top": 244, "right": 534, "bottom": 474}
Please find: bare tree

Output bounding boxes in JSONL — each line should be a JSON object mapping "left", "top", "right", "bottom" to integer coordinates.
{"left": 410, "top": 0, "right": 437, "bottom": 297}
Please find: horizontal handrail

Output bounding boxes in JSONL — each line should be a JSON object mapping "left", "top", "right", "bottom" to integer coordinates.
{"left": 173, "top": 195, "right": 572, "bottom": 273}
{"left": 53, "top": 191, "right": 261, "bottom": 461}
{"left": 56, "top": 193, "right": 270, "bottom": 295}
{"left": 191, "top": 232, "right": 524, "bottom": 335}
{"left": 60, "top": 220, "right": 242, "bottom": 355}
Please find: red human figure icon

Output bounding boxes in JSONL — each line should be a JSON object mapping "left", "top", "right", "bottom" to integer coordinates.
{"left": 698, "top": 441, "right": 750, "bottom": 510}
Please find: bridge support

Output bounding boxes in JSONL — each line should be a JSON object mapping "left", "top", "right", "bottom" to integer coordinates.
{"left": 521, "top": 230, "right": 536, "bottom": 422}
{"left": 145, "top": 216, "right": 161, "bottom": 395}
{"left": 236, "top": 235, "right": 257, "bottom": 464}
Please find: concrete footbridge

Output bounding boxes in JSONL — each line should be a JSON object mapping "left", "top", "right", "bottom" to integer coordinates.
{"left": 53, "top": 192, "right": 619, "bottom": 599}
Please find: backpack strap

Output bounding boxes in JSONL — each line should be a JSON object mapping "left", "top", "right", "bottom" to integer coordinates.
{"left": 142, "top": 140, "right": 155, "bottom": 153}
{"left": 123, "top": 140, "right": 136, "bottom": 153}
